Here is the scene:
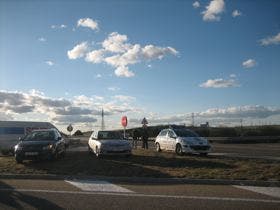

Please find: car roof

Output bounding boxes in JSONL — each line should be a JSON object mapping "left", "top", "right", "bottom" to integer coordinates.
{"left": 160, "top": 128, "right": 192, "bottom": 132}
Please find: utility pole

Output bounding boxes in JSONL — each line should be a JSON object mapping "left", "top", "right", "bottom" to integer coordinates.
{"left": 191, "top": 113, "right": 195, "bottom": 127}
{"left": 101, "top": 108, "right": 105, "bottom": 131}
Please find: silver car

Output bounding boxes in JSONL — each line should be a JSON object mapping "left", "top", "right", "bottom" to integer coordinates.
{"left": 88, "top": 130, "right": 132, "bottom": 157}
{"left": 155, "top": 128, "right": 211, "bottom": 155}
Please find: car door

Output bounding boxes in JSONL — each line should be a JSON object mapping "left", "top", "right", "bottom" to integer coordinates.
{"left": 167, "top": 130, "right": 177, "bottom": 151}
{"left": 159, "top": 130, "right": 168, "bottom": 150}
{"left": 89, "top": 132, "right": 95, "bottom": 150}
{"left": 55, "top": 131, "right": 64, "bottom": 154}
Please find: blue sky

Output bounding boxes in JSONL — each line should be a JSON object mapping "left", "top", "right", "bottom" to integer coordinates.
{"left": 1, "top": 0, "right": 280, "bottom": 131}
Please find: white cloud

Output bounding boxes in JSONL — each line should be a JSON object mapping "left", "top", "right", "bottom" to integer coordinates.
{"left": 102, "top": 32, "right": 130, "bottom": 53}
{"left": 200, "top": 78, "right": 239, "bottom": 88}
{"left": 38, "top": 37, "right": 46, "bottom": 42}
{"left": 113, "top": 95, "right": 136, "bottom": 102}
{"left": 242, "top": 59, "right": 256, "bottom": 68}
{"left": 93, "top": 95, "right": 104, "bottom": 101}
{"left": 114, "top": 66, "right": 135, "bottom": 78}
{"left": 193, "top": 1, "right": 200, "bottom": 8}
{"left": 85, "top": 49, "right": 105, "bottom": 63}
{"left": 147, "top": 64, "right": 152, "bottom": 68}
{"left": 68, "top": 31, "right": 178, "bottom": 77}
{"left": 229, "top": 74, "right": 236, "bottom": 78}
{"left": 51, "top": 24, "right": 67, "bottom": 29}
{"left": 202, "top": 0, "right": 225, "bottom": 21}
{"left": 0, "top": 90, "right": 140, "bottom": 128}
{"left": 45, "top": 61, "right": 54, "bottom": 66}
{"left": 52, "top": 115, "right": 97, "bottom": 123}
{"left": 108, "top": 87, "right": 120, "bottom": 91}
{"left": 77, "top": 18, "right": 99, "bottom": 31}
{"left": 142, "top": 45, "right": 178, "bottom": 60}
{"left": 259, "top": 32, "right": 280, "bottom": 46}
{"left": 67, "top": 42, "right": 88, "bottom": 59}
{"left": 199, "top": 105, "right": 280, "bottom": 119}
{"left": 131, "top": 105, "right": 280, "bottom": 127}
{"left": 232, "top": 10, "right": 242, "bottom": 17}
{"left": 95, "top": 74, "right": 102, "bottom": 78}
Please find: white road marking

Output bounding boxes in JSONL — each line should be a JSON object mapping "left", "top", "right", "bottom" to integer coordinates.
{"left": 0, "top": 188, "right": 280, "bottom": 203}
{"left": 234, "top": 185, "right": 280, "bottom": 199}
{"left": 65, "top": 179, "right": 133, "bottom": 193}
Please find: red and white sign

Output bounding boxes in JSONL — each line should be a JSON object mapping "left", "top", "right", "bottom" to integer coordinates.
{"left": 121, "top": 116, "right": 128, "bottom": 127}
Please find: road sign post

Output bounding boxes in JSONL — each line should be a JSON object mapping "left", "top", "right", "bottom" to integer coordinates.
{"left": 121, "top": 116, "right": 128, "bottom": 139}
{"left": 67, "top": 124, "right": 73, "bottom": 136}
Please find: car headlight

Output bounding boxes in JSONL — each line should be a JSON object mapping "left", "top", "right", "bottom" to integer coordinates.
{"left": 14, "top": 145, "right": 23, "bottom": 151}
{"left": 43, "top": 144, "right": 53, "bottom": 150}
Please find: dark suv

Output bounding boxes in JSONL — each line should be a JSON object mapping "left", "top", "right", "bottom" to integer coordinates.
{"left": 14, "top": 129, "right": 66, "bottom": 163}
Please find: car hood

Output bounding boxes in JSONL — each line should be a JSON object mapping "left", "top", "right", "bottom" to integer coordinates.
{"left": 178, "top": 137, "right": 208, "bottom": 145}
{"left": 18, "top": 141, "right": 54, "bottom": 147}
{"left": 98, "top": 139, "right": 130, "bottom": 146}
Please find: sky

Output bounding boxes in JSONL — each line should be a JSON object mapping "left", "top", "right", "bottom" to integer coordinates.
{"left": 1, "top": 0, "right": 280, "bottom": 132}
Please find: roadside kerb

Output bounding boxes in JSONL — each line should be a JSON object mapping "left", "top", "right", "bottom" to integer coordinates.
{"left": 0, "top": 174, "right": 279, "bottom": 187}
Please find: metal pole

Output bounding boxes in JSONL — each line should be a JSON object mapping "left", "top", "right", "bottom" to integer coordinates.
{"left": 123, "top": 127, "right": 126, "bottom": 139}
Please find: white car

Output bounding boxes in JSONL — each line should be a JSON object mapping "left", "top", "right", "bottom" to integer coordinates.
{"left": 88, "top": 130, "right": 132, "bottom": 157}
{"left": 155, "top": 128, "right": 211, "bottom": 156}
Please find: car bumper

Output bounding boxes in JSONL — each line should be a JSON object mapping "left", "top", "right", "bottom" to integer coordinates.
{"left": 14, "top": 149, "right": 55, "bottom": 160}
{"left": 100, "top": 149, "right": 132, "bottom": 156}
{"left": 182, "top": 145, "right": 211, "bottom": 154}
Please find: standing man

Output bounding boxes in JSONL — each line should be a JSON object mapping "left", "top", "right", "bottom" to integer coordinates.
{"left": 132, "top": 129, "right": 138, "bottom": 149}
{"left": 142, "top": 126, "right": 149, "bottom": 149}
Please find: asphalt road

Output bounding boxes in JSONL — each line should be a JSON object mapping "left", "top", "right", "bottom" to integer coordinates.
{"left": 0, "top": 179, "right": 279, "bottom": 210}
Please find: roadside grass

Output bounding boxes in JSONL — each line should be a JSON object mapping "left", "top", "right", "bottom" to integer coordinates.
{"left": 0, "top": 149, "right": 279, "bottom": 181}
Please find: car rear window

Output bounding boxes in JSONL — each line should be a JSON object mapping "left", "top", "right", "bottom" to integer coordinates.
{"left": 98, "top": 131, "right": 122, "bottom": 139}
{"left": 174, "top": 129, "right": 199, "bottom": 137}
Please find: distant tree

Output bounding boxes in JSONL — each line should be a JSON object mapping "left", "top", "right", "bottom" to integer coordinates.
{"left": 73, "top": 130, "right": 83, "bottom": 136}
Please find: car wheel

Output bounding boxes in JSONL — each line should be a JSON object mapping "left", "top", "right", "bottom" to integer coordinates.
{"left": 95, "top": 146, "right": 101, "bottom": 158}
{"left": 88, "top": 145, "right": 92, "bottom": 154}
{"left": 155, "top": 143, "right": 161, "bottom": 152}
{"left": 50, "top": 151, "right": 58, "bottom": 161}
{"left": 15, "top": 156, "right": 23, "bottom": 164}
{"left": 175, "top": 144, "right": 183, "bottom": 156}
{"left": 60, "top": 150, "right": 66, "bottom": 158}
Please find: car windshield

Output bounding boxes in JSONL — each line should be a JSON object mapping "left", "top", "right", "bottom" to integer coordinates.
{"left": 98, "top": 131, "right": 122, "bottom": 140}
{"left": 174, "top": 129, "right": 199, "bottom": 137}
{"left": 23, "top": 131, "right": 56, "bottom": 141}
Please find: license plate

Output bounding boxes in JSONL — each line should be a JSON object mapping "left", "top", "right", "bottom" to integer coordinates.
{"left": 25, "top": 152, "right": 38, "bottom": 156}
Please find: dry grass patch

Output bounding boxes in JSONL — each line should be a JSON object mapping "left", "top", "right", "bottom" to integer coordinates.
{"left": 0, "top": 149, "right": 279, "bottom": 181}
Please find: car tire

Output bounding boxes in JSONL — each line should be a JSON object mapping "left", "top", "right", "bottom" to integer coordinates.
{"left": 95, "top": 146, "right": 101, "bottom": 158}
{"left": 50, "top": 151, "right": 58, "bottom": 161}
{"left": 88, "top": 145, "right": 92, "bottom": 154}
{"left": 15, "top": 156, "right": 23, "bottom": 164}
{"left": 155, "top": 143, "right": 161, "bottom": 152}
{"left": 60, "top": 150, "right": 66, "bottom": 158}
{"left": 125, "top": 154, "right": 132, "bottom": 158}
{"left": 175, "top": 144, "right": 183, "bottom": 156}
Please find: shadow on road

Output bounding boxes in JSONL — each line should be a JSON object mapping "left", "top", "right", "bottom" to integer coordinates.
{"left": 17, "top": 149, "right": 234, "bottom": 179}
{"left": 0, "top": 180, "right": 63, "bottom": 209}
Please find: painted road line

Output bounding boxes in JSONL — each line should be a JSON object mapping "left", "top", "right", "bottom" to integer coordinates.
{"left": 0, "top": 188, "right": 280, "bottom": 203}
{"left": 234, "top": 185, "right": 280, "bottom": 199}
{"left": 65, "top": 179, "right": 133, "bottom": 193}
